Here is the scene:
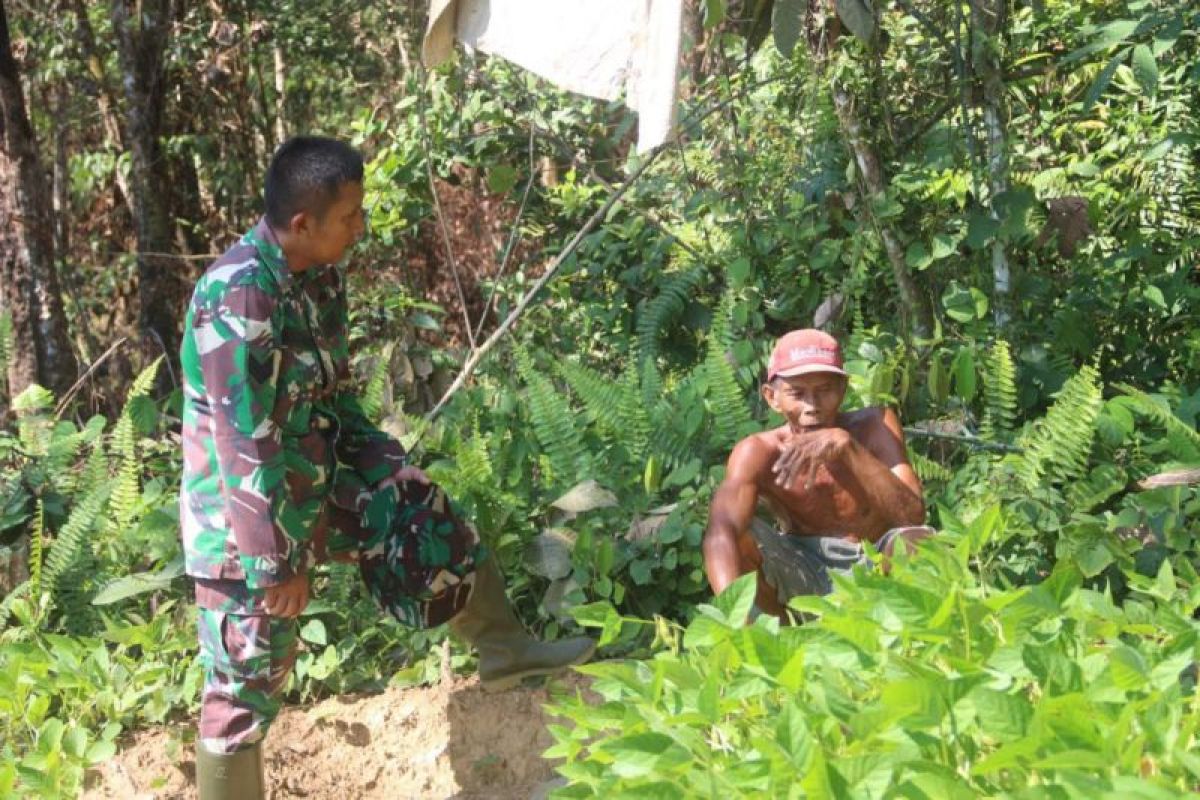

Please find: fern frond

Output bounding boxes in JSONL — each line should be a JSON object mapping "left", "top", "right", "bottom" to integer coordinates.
{"left": 1114, "top": 383, "right": 1200, "bottom": 461}
{"left": 908, "top": 447, "right": 952, "bottom": 483}
{"left": 107, "top": 358, "right": 161, "bottom": 533}
{"left": 1065, "top": 463, "right": 1127, "bottom": 513}
{"left": 43, "top": 482, "right": 111, "bottom": 597}
{"left": 1016, "top": 364, "right": 1103, "bottom": 488}
{"left": 360, "top": 343, "right": 396, "bottom": 423}
{"left": 636, "top": 268, "right": 705, "bottom": 363}
{"left": 981, "top": 340, "right": 1018, "bottom": 441}
{"left": 559, "top": 359, "right": 623, "bottom": 443}
{"left": 514, "top": 345, "right": 587, "bottom": 486}
{"left": 617, "top": 359, "right": 652, "bottom": 461}
{"left": 704, "top": 295, "right": 753, "bottom": 448}
{"left": 28, "top": 499, "right": 45, "bottom": 601}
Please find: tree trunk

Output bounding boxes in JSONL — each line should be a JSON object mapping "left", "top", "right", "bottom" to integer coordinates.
{"left": 0, "top": 1, "right": 78, "bottom": 398}
{"left": 969, "top": 0, "right": 1011, "bottom": 328}
{"left": 830, "top": 79, "right": 934, "bottom": 340}
{"left": 111, "top": 0, "right": 182, "bottom": 370}
{"left": 272, "top": 44, "right": 287, "bottom": 144}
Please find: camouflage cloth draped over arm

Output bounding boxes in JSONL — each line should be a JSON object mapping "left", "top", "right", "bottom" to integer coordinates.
{"left": 304, "top": 266, "right": 407, "bottom": 485}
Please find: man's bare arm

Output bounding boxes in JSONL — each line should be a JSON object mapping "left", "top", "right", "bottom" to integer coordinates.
{"left": 703, "top": 439, "right": 768, "bottom": 595}
{"left": 840, "top": 408, "right": 925, "bottom": 533}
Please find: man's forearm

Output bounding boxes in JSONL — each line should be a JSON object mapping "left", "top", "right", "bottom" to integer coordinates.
{"left": 844, "top": 444, "right": 925, "bottom": 530}
{"left": 702, "top": 526, "right": 744, "bottom": 595}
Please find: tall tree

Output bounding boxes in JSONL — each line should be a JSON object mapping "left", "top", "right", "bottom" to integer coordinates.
{"left": 110, "top": 0, "right": 181, "bottom": 366}
{"left": 0, "top": 0, "right": 77, "bottom": 397}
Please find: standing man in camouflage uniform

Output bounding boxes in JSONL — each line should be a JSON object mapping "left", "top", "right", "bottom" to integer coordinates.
{"left": 181, "top": 137, "right": 595, "bottom": 800}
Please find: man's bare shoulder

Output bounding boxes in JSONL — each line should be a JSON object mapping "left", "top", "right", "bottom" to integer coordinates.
{"left": 726, "top": 429, "right": 786, "bottom": 479}
{"left": 840, "top": 406, "right": 901, "bottom": 436}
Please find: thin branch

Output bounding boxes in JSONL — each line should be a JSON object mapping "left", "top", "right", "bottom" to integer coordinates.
{"left": 417, "top": 66, "right": 477, "bottom": 351}
{"left": 473, "top": 121, "right": 537, "bottom": 342}
{"left": 424, "top": 146, "right": 667, "bottom": 423}
{"left": 54, "top": 337, "right": 127, "bottom": 418}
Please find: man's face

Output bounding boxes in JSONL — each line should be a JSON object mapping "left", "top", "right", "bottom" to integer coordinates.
{"left": 763, "top": 372, "right": 847, "bottom": 433}
{"left": 297, "top": 181, "right": 366, "bottom": 267}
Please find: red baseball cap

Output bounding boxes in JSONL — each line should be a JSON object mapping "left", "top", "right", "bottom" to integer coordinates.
{"left": 766, "top": 329, "right": 846, "bottom": 381}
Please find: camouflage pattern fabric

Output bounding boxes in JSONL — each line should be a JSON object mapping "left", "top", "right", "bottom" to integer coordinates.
{"left": 194, "top": 476, "right": 483, "bottom": 751}
{"left": 185, "top": 219, "right": 484, "bottom": 750}
{"left": 179, "top": 219, "right": 406, "bottom": 592}
{"left": 197, "top": 608, "right": 297, "bottom": 754}
{"left": 325, "top": 474, "right": 484, "bottom": 629}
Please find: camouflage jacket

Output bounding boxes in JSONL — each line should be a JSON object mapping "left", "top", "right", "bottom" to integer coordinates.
{"left": 180, "top": 219, "right": 405, "bottom": 590}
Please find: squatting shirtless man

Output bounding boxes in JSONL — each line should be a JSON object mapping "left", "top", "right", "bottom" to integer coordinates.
{"left": 703, "top": 329, "right": 932, "bottom": 618}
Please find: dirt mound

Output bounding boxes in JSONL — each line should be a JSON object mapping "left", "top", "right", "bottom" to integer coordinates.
{"left": 83, "top": 673, "right": 590, "bottom": 799}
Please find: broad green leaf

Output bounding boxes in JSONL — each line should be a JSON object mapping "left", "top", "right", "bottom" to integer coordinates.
{"left": 905, "top": 241, "right": 932, "bottom": 271}
{"left": 711, "top": 572, "right": 757, "bottom": 625}
{"left": 1083, "top": 52, "right": 1125, "bottom": 112}
{"left": 1130, "top": 45, "right": 1158, "bottom": 94}
{"left": 92, "top": 556, "right": 185, "bottom": 605}
{"left": 834, "top": 0, "right": 877, "bottom": 45}
{"left": 600, "top": 732, "right": 675, "bottom": 777}
{"left": 300, "top": 619, "right": 327, "bottom": 647}
{"left": 772, "top": 0, "right": 808, "bottom": 58}
{"left": 952, "top": 347, "right": 977, "bottom": 402}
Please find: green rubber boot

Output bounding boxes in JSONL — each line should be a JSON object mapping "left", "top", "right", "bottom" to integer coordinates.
{"left": 451, "top": 558, "right": 596, "bottom": 691}
{"left": 196, "top": 741, "right": 265, "bottom": 800}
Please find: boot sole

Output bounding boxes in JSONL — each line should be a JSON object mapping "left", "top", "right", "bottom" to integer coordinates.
{"left": 479, "top": 641, "right": 598, "bottom": 693}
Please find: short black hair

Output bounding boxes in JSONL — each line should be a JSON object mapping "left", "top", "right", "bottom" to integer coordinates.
{"left": 264, "top": 136, "right": 363, "bottom": 228}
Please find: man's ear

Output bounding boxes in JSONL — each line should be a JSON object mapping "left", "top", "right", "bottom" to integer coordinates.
{"left": 761, "top": 381, "right": 780, "bottom": 412}
{"left": 288, "top": 209, "right": 313, "bottom": 238}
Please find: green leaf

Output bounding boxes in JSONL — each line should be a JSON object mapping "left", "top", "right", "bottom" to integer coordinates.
{"left": 62, "top": 726, "right": 88, "bottom": 759}
{"left": 1130, "top": 45, "right": 1158, "bottom": 94}
{"left": 952, "top": 348, "right": 977, "bottom": 402}
{"left": 487, "top": 164, "right": 518, "bottom": 194}
{"left": 408, "top": 311, "right": 441, "bottom": 331}
{"left": 712, "top": 572, "right": 757, "bottom": 624}
{"left": 834, "top": 0, "right": 877, "bottom": 45}
{"left": 942, "top": 283, "right": 982, "bottom": 323}
{"left": 727, "top": 257, "right": 751, "bottom": 286}
{"left": 966, "top": 211, "right": 1000, "bottom": 250}
{"left": 601, "top": 732, "right": 675, "bottom": 778}
{"left": 92, "top": 556, "right": 185, "bottom": 605}
{"left": 772, "top": 0, "right": 808, "bottom": 58}
{"left": 905, "top": 241, "right": 932, "bottom": 271}
{"left": 1108, "top": 645, "right": 1148, "bottom": 690}
{"left": 300, "top": 619, "right": 327, "bottom": 646}
{"left": 703, "top": 0, "right": 726, "bottom": 29}
{"left": 1083, "top": 52, "right": 1124, "bottom": 112}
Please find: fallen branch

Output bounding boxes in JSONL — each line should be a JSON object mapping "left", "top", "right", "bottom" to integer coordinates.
{"left": 425, "top": 145, "right": 666, "bottom": 422}
{"left": 1135, "top": 468, "right": 1200, "bottom": 491}
{"left": 904, "top": 426, "right": 1024, "bottom": 453}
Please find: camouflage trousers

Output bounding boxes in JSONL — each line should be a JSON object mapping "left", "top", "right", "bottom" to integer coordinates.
{"left": 197, "top": 476, "right": 484, "bottom": 754}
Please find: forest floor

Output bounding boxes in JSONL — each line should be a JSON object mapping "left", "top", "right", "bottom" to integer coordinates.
{"left": 82, "top": 672, "right": 590, "bottom": 799}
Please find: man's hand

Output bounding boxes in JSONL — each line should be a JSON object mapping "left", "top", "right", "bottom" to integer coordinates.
{"left": 377, "top": 464, "right": 430, "bottom": 491}
{"left": 263, "top": 572, "right": 309, "bottom": 618}
{"left": 772, "top": 428, "right": 852, "bottom": 490}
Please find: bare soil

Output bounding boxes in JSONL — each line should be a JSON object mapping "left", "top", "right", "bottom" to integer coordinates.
{"left": 82, "top": 673, "right": 589, "bottom": 800}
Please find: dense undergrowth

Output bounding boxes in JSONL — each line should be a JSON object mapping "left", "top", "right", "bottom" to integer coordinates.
{"left": 2, "top": 0, "right": 1199, "bottom": 796}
